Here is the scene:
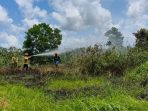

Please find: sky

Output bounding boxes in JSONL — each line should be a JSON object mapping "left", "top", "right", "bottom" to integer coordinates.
{"left": 0, "top": 0, "right": 148, "bottom": 49}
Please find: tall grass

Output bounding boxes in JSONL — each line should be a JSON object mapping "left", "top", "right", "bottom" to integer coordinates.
{"left": 48, "top": 77, "right": 101, "bottom": 90}
{"left": 0, "top": 85, "right": 53, "bottom": 111}
{"left": 66, "top": 45, "right": 148, "bottom": 76}
{"left": 0, "top": 84, "right": 147, "bottom": 111}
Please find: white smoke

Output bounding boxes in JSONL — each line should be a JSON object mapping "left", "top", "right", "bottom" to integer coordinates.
{"left": 32, "top": 48, "right": 71, "bottom": 57}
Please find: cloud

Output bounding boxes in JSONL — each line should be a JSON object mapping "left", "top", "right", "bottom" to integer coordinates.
{"left": 0, "top": 5, "right": 13, "bottom": 24}
{"left": 126, "top": 0, "right": 148, "bottom": 29}
{"left": 49, "top": 0, "right": 113, "bottom": 49}
{"left": 23, "top": 18, "right": 39, "bottom": 28}
{"left": 13, "top": 0, "right": 114, "bottom": 49}
{"left": 51, "top": 0, "right": 112, "bottom": 31}
{"left": 127, "top": 0, "right": 148, "bottom": 18}
{"left": 15, "top": 0, "right": 49, "bottom": 28}
{"left": 0, "top": 32, "right": 19, "bottom": 48}
{"left": 0, "top": 5, "right": 24, "bottom": 33}
{"left": 112, "top": 0, "right": 148, "bottom": 47}
{"left": 0, "top": 5, "right": 24, "bottom": 48}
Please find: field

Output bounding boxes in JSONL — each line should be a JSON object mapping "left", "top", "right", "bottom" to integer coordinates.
{"left": 0, "top": 63, "right": 148, "bottom": 111}
{"left": 0, "top": 47, "right": 148, "bottom": 111}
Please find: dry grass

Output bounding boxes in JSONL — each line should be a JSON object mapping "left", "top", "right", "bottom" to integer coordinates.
{"left": 0, "top": 98, "right": 9, "bottom": 109}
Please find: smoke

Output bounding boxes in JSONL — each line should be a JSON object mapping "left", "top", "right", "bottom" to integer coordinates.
{"left": 32, "top": 48, "right": 71, "bottom": 57}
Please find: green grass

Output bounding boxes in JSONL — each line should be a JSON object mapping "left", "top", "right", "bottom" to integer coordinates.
{"left": 54, "top": 94, "right": 148, "bottom": 111}
{"left": 0, "top": 62, "right": 148, "bottom": 110}
{"left": 0, "top": 84, "right": 148, "bottom": 111}
{"left": 0, "top": 85, "right": 53, "bottom": 111}
{"left": 122, "top": 61, "right": 148, "bottom": 100}
{"left": 48, "top": 77, "right": 101, "bottom": 90}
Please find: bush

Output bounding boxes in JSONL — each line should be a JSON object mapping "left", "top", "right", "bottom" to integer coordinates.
{"left": 126, "top": 48, "right": 148, "bottom": 67}
{"left": 126, "top": 61, "right": 148, "bottom": 83}
{"left": 79, "top": 48, "right": 127, "bottom": 76}
{"left": 0, "top": 47, "right": 22, "bottom": 67}
{"left": 68, "top": 45, "right": 148, "bottom": 76}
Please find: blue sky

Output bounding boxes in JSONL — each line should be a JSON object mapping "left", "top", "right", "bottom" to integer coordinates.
{"left": 0, "top": 0, "right": 148, "bottom": 49}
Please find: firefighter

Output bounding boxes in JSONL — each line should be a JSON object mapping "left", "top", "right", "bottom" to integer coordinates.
{"left": 23, "top": 53, "right": 31, "bottom": 71}
{"left": 53, "top": 53, "right": 61, "bottom": 68}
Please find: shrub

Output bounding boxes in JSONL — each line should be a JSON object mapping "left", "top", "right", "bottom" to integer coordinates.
{"left": 0, "top": 47, "right": 22, "bottom": 67}
{"left": 69, "top": 45, "right": 148, "bottom": 76}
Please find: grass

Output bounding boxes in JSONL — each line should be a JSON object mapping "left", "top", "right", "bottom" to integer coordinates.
{"left": 48, "top": 77, "right": 101, "bottom": 90}
{"left": 0, "top": 62, "right": 148, "bottom": 110}
{"left": 0, "top": 84, "right": 148, "bottom": 111}
{"left": 54, "top": 94, "right": 148, "bottom": 111}
{"left": 0, "top": 85, "right": 53, "bottom": 111}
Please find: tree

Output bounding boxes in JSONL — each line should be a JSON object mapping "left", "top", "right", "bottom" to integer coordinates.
{"left": 133, "top": 28, "right": 148, "bottom": 50}
{"left": 23, "top": 23, "right": 62, "bottom": 55}
{"left": 105, "top": 27, "right": 124, "bottom": 48}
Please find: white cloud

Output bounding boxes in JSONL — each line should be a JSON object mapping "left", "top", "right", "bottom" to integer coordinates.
{"left": 127, "top": 0, "right": 148, "bottom": 18}
{"left": 23, "top": 18, "right": 39, "bottom": 28}
{"left": 0, "top": 32, "right": 19, "bottom": 48}
{"left": 127, "top": 0, "right": 142, "bottom": 18}
{"left": 126, "top": 0, "right": 148, "bottom": 29}
{"left": 0, "top": 5, "right": 24, "bottom": 48}
{"left": 113, "top": 0, "right": 148, "bottom": 47}
{"left": 9, "top": 24, "right": 25, "bottom": 35}
{"left": 49, "top": 0, "right": 113, "bottom": 49}
{"left": 15, "top": 0, "right": 49, "bottom": 28}
{"left": 0, "top": 5, "right": 13, "bottom": 24}
{"left": 0, "top": 5, "right": 24, "bottom": 34}
{"left": 51, "top": 0, "right": 112, "bottom": 31}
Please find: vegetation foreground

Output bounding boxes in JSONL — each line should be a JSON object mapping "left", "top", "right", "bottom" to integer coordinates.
{"left": 1, "top": 27, "right": 148, "bottom": 110}
{"left": 0, "top": 62, "right": 148, "bottom": 111}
